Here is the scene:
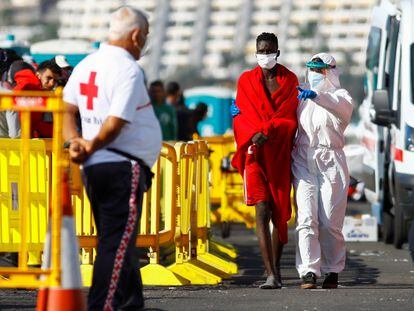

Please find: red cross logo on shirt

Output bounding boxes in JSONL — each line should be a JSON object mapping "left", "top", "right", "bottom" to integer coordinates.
{"left": 80, "top": 71, "right": 98, "bottom": 110}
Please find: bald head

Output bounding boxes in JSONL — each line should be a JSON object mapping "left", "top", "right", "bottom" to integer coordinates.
{"left": 109, "top": 6, "right": 148, "bottom": 41}
{"left": 108, "top": 6, "right": 149, "bottom": 60}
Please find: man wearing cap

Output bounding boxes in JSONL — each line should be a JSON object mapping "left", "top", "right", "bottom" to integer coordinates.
{"left": 63, "top": 6, "right": 161, "bottom": 310}
{"left": 294, "top": 53, "right": 353, "bottom": 289}
{"left": 54, "top": 55, "right": 73, "bottom": 86}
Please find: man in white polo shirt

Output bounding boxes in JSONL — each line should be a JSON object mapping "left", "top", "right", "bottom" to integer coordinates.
{"left": 63, "top": 6, "right": 161, "bottom": 311}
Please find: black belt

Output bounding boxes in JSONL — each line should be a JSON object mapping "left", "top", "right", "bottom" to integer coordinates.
{"left": 106, "top": 147, "right": 154, "bottom": 191}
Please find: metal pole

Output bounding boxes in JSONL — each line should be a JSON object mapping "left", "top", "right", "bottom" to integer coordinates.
{"left": 18, "top": 111, "right": 31, "bottom": 270}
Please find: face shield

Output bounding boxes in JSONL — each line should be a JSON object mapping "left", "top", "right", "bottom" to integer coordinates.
{"left": 305, "top": 53, "right": 341, "bottom": 91}
{"left": 305, "top": 61, "right": 330, "bottom": 89}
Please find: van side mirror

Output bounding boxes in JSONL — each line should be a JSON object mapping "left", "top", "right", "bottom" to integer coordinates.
{"left": 370, "top": 89, "right": 397, "bottom": 126}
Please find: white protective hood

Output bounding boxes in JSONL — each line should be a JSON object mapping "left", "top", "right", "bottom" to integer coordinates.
{"left": 310, "top": 52, "right": 341, "bottom": 91}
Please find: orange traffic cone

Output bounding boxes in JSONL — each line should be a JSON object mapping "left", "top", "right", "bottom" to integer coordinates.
{"left": 37, "top": 170, "right": 86, "bottom": 311}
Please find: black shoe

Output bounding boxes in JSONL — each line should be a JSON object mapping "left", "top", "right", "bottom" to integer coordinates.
{"left": 301, "top": 272, "right": 317, "bottom": 289}
{"left": 322, "top": 272, "right": 338, "bottom": 289}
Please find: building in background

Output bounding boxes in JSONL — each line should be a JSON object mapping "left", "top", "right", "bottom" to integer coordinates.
{"left": 0, "top": 0, "right": 58, "bottom": 43}
{"left": 57, "top": 0, "right": 375, "bottom": 82}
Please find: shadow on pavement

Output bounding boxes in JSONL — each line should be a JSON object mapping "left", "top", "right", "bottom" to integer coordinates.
{"left": 341, "top": 253, "right": 379, "bottom": 287}
{"left": 223, "top": 224, "right": 383, "bottom": 288}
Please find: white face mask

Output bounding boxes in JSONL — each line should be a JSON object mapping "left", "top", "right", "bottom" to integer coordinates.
{"left": 256, "top": 53, "right": 278, "bottom": 69}
{"left": 308, "top": 71, "right": 325, "bottom": 90}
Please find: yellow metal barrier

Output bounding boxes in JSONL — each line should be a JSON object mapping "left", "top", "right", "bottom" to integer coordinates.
{"left": 205, "top": 136, "right": 255, "bottom": 232}
{"left": 64, "top": 143, "right": 191, "bottom": 286}
{"left": 139, "top": 143, "right": 188, "bottom": 286}
{"left": 0, "top": 89, "right": 65, "bottom": 289}
{"left": 0, "top": 118, "right": 239, "bottom": 287}
{"left": 205, "top": 135, "right": 296, "bottom": 239}
{"left": 0, "top": 139, "right": 48, "bottom": 266}
{"left": 193, "top": 140, "right": 238, "bottom": 276}
{"left": 168, "top": 142, "right": 222, "bottom": 284}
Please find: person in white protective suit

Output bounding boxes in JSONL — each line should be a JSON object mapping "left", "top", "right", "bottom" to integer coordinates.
{"left": 293, "top": 53, "right": 353, "bottom": 289}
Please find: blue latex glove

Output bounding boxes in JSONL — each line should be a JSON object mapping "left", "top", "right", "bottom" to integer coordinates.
{"left": 297, "top": 86, "right": 317, "bottom": 100}
{"left": 230, "top": 100, "right": 240, "bottom": 117}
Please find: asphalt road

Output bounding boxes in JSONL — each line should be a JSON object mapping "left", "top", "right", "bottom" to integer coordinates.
{"left": 1, "top": 202, "right": 413, "bottom": 311}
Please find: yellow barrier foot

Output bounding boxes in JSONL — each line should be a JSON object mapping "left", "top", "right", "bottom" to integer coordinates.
{"left": 27, "top": 252, "right": 42, "bottom": 266}
{"left": 198, "top": 252, "right": 238, "bottom": 275}
{"left": 188, "top": 257, "right": 232, "bottom": 280}
{"left": 0, "top": 274, "right": 39, "bottom": 289}
{"left": 80, "top": 264, "right": 94, "bottom": 287}
{"left": 210, "top": 239, "right": 238, "bottom": 259}
{"left": 141, "top": 263, "right": 190, "bottom": 286}
{"left": 168, "top": 261, "right": 221, "bottom": 285}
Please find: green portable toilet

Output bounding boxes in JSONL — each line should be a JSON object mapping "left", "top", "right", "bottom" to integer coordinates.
{"left": 184, "top": 87, "right": 234, "bottom": 137}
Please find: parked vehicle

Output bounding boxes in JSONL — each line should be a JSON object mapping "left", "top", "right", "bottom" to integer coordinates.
{"left": 357, "top": 0, "right": 414, "bottom": 248}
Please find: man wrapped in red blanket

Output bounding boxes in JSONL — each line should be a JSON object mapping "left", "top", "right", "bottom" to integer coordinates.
{"left": 231, "top": 33, "right": 298, "bottom": 289}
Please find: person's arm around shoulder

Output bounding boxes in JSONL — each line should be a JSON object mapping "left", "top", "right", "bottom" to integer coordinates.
{"left": 313, "top": 89, "right": 353, "bottom": 124}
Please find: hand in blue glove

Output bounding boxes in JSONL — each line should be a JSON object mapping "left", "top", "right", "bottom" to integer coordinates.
{"left": 297, "top": 86, "right": 317, "bottom": 101}
{"left": 230, "top": 100, "right": 240, "bottom": 117}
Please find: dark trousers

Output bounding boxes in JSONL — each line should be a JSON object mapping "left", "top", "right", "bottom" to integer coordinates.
{"left": 82, "top": 161, "right": 146, "bottom": 311}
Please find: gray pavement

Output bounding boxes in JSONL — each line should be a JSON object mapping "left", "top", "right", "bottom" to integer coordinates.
{"left": 1, "top": 202, "right": 414, "bottom": 311}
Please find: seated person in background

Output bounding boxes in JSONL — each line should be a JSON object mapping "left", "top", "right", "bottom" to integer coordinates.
{"left": 0, "top": 48, "right": 22, "bottom": 87}
{"left": 149, "top": 80, "right": 178, "bottom": 141}
{"left": 34, "top": 59, "right": 63, "bottom": 136}
{"left": 0, "top": 49, "right": 22, "bottom": 138}
{"left": 8, "top": 61, "right": 52, "bottom": 137}
{"left": 0, "top": 85, "right": 20, "bottom": 138}
{"left": 36, "top": 60, "right": 62, "bottom": 91}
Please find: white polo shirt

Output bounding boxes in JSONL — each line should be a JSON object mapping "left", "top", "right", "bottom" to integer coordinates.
{"left": 63, "top": 44, "right": 162, "bottom": 167}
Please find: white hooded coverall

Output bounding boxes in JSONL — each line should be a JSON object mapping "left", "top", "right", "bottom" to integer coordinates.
{"left": 292, "top": 53, "right": 353, "bottom": 277}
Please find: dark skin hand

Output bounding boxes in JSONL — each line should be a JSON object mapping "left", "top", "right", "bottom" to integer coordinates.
{"left": 252, "top": 132, "right": 268, "bottom": 147}
{"left": 251, "top": 39, "right": 281, "bottom": 147}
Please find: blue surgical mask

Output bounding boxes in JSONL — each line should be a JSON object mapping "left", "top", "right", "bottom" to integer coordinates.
{"left": 308, "top": 71, "right": 325, "bottom": 90}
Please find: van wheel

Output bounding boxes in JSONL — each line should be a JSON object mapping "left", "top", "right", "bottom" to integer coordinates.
{"left": 393, "top": 202, "right": 406, "bottom": 249}
{"left": 382, "top": 211, "right": 394, "bottom": 244}
{"left": 408, "top": 221, "right": 414, "bottom": 261}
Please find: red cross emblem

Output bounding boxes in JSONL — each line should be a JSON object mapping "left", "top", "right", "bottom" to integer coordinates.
{"left": 80, "top": 71, "right": 98, "bottom": 110}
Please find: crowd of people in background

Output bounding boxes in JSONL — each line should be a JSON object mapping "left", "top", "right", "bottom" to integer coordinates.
{"left": 149, "top": 80, "right": 207, "bottom": 141}
{"left": 0, "top": 47, "right": 208, "bottom": 142}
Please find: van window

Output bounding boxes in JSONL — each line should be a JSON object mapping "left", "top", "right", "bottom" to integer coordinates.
{"left": 396, "top": 47, "right": 401, "bottom": 128}
{"left": 385, "top": 16, "right": 400, "bottom": 106}
{"left": 366, "top": 27, "right": 382, "bottom": 70}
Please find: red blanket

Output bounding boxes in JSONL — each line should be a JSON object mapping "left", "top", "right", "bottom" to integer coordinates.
{"left": 232, "top": 64, "right": 298, "bottom": 244}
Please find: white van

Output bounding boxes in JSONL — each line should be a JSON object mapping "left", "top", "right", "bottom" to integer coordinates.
{"left": 358, "top": 0, "right": 414, "bottom": 248}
